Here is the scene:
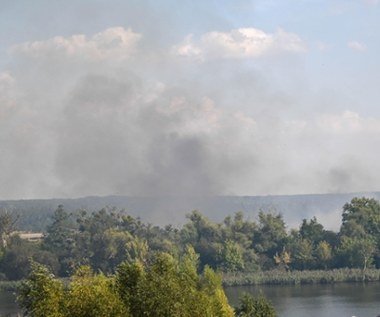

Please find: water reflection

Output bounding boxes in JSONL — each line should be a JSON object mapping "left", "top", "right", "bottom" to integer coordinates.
{"left": 2, "top": 283, "right": 380, "bottom": 317}
{"left": 225, "top": 283, "right": 380, "bottom": 317}
{"left": 0, "top": 291, "right": 19, "bottom": 316}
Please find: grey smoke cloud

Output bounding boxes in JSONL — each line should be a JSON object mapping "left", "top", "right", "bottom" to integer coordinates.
{"left": 1, "top": 25, "right": 380, "bottom": 199}
{"left": 53, "top": 70, "right": 257, "bottom": 197}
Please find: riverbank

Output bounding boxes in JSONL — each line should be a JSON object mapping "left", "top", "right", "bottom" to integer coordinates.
{"left": 3, "top": 268, "right": 380, "bottom": 290}
{"left": 0, "top": 280, "right": 21, "bottom": 291}
{"left": 222, "top": 268, "right": 380, "bottom": 286}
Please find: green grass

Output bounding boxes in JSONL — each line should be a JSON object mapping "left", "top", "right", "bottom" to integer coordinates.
{"left": 222, "top": 268, "right": 380, "bottom": 286}
{"left": 2, "top": 269, "right": 380, "bottom": 289}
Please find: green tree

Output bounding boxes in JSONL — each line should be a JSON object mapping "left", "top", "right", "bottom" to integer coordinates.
{"left": 77, "top": 208, "right": 122, "bottom": 273}
{"left": 315, "top": 240, "right": 332, "bottom": 269}
{"left": 0, "top": 208, "right": 18, "bottom": 249}
{"left": 17, "top": 262, "right": 65, "bottom": 317}
{"left": 43, "top": 205, "right": 77, "bottom": 276}
{"left": 199, "top": 266, "right": 235, "bottom": 317}
{"left": 254, "top": 212, "right": 287, "bottom": 269}
{"left": 66, "top": 266, "right": 129, "bottom": 317}
{"left": 116, "top": 247, "right": 234, "bottom": 317}
{"left": 339, "top": 197, "right": 380, "bottom": 269}
{"left": 0, "top": 236, "right": 37, "bottom": 280}
{"left": 115, "top": 260, "right": 145, "bottom": 317}
{"left": 217, "top": 240, "right": 245, "bottom": 272}
{"left": 235, "top": 292, "right": 277, "bottom": 317}
{"left": 140, "top": 252, "right": 184, "bottom": 316}
{"left": 341, "top": 197, "right": 380, "bottom": 240}
{"left": 299, "top": 217, "right": 324, "bottom": 245}
{"left": 290, "top": 239, "right": 314, "bottom": 270}
{"left": 181, "top": 210, "right": 223, "bottom": 268}
{"left": 124, "top": 235, "right": 149, "bottom": 264}
{"left": 185, "top": 210, "right": 223, "bottom": 243}
{"left": 338, "top": 236, "right": 376, "bottom": 270}
{"left": 223, "top": 212, "right": 257, "bottom": 249}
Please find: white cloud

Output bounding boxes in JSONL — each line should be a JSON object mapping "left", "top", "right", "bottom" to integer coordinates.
{"left": 173, "top": 27, "right": 306, "bottom": 60}
{"left": 347, "top": 40, "right": 367, "bottom": 51}
{"left": 0, "top": 71, "right": 16, "bottom": 110}
{"left": 0, "top": 71, "right": 15, "bottom": 94}
{"left": 172, "top": 34, "right": 202, "bottom": 59}
{"left": 0, "top": 71, "right": 14, "bottom": 84}
{"left": 10, "top": 27, "right": 141, "bottom": 61}
{"left": 317, "top": 111, "right": 361, "bottom": 133}
{"left": 363, "top": 0, "right": 379, "bottom": 6}
{"left": 234, "top": 111, "right": 256, "bottom": 128}
{"left": 315, "top": 41, "right": 331, "bottom": 51}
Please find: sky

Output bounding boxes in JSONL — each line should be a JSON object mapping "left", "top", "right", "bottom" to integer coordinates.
{"left": 0, "top": 0, "right": 380, "bottom": 199}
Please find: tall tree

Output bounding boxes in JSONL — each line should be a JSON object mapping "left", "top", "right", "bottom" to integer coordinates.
{"left": 43, "top": 205, "right": 77, "bottom": 276}
{"left": 0, "top": 208, "right": 18, "bottom": 249}
{"left": 17, "top": 262, "right": 65, "bottom": 317}
{"left": 337, "top": 236, "right": 376, "bottom": 270}
{"left": 292, "top": 239, "right": 314, "bottom": 270}
{"left": 339, "top": 197, "right": 380, "bottom": 269}
{"left": 66, "top": 266, "right": 129, "bottom": 317}
{"left": 254, "top": 212, "right": 287, "bottom": 269}
{"left": 217, "top": 240, "right": 245, "bottom": 272}
{"left": 299, "top": 217, "right": 324, "bottom": 245}
{"left": 315, "top": 240, "right": 332, "bottom": 270}
{"left": 340, "top": 197, "right": 380, "bottom": 240}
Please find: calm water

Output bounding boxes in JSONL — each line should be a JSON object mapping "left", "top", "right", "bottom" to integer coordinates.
{"left": 225, "top": 283, "right": 380, "bottom": 317}
{"left": 0, "top": 291, "right": 19, "bottom": 316}
{"left": 1, "top": 283, "right": 380, "bottom": 316}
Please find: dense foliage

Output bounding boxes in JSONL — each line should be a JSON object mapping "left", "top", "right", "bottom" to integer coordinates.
{"left": 18, "top": 248, "right": 267, "bottom": 317}
{"left": 235, "top": 292, "right": 276, "bottom": 317}
{"left": 1, "top": 197, "right": 380, "bottom": 282}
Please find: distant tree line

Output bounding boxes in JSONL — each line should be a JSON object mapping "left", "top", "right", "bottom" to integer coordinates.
{"left": 1, "top": 197, "right": 380, "bottom": 280}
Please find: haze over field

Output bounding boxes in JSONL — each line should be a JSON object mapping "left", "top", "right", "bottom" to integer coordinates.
{"left": 1, "top": 1, "right": 379, "bottom": 200}
{"left": 3, "top": 192, "right": 380, "bottom": 231}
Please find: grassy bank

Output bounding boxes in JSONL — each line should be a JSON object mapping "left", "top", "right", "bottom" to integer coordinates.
{"left": 222, "top": 268, "right": 380, "bottom": 286}
{"left": 0, "top": 280, "right": 21, "bottom": 292}
{"left": 3, "top": 268, "right": 380, "bottom": 290}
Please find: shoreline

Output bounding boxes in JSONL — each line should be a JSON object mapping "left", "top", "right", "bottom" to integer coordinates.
{"left": 2, "top": 268, "right": 380, "bottom": 291}
{"left": 222, "top": 268, "right": 380, "bottom": 286}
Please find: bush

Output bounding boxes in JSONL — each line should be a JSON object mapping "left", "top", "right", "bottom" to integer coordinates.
{"left": 235, "top": 292, "right": 277, "bottom": 317}
{"left": 222, "top": 268, "right": 380, "bottom": 286}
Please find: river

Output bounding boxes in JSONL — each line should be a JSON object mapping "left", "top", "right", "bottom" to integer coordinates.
{"left": 0, "top": 290, "right": 19, "bottom": 316}
{"left": 225, "top": 282, "right": 380, "bottom": 317}
{"left": 1, "top": 283, "right": 380, "bottom": 316}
